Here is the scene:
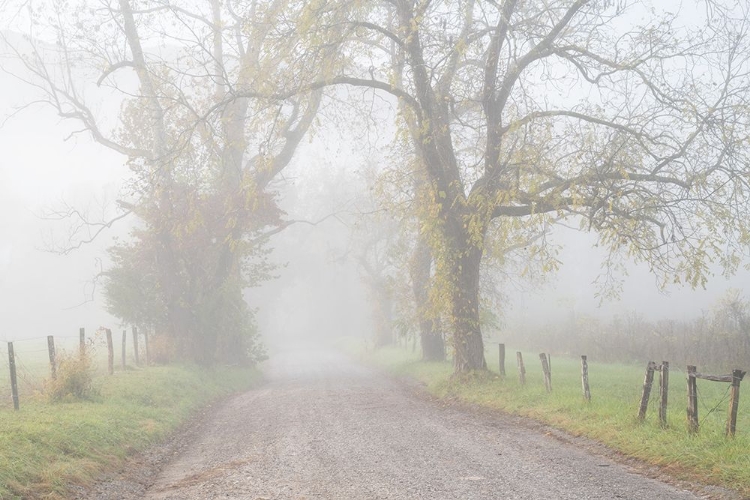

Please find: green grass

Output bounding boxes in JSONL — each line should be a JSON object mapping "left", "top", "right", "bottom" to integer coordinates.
{"left": 0, "top": 363, "right": 260, "bottom": 499}
{"left": 0, "top": 335, "right": 136, "bottom": 403}
{"left": 357, "top": 341, "right": 750, "bottom": 497}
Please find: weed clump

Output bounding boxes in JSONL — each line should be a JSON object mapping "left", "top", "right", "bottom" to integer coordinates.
{"left": 46, "top": 352, "right": 99, "bottom": 402}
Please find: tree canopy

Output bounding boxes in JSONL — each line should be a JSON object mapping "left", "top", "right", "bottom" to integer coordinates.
{"left": 5, "top": 0, "right": 750, "bottom": 372}
{"left": 300, "top": 0, "right": 750, "bottom": 370}
{"left": 3, "top": 0, "right": 337, "bottom": 363}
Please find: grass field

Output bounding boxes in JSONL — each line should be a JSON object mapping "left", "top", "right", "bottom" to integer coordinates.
{"left": 353, "top": 340, "right": 750, "bottom": 497}
{"left": 0, "top": 359, "right": 260, "bottom": 499}
{"left": 0, "top": 332, "right": 131, "bottom": 407}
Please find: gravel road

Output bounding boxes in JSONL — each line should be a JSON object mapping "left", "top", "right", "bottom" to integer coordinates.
{"left": 82, "top": 347, "right": 732, "bottom": 500}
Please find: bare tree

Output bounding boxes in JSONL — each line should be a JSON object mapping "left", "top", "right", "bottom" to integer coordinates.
{"left": 2, "top": 0, "right": 332, "bottom": 363}
{"left": 300, "top": 0, "right": 750, "bottom": 372}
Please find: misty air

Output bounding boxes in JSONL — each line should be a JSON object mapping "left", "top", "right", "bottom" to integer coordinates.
{"left": 1, "top": 1, "right": 749, "bottom": 499}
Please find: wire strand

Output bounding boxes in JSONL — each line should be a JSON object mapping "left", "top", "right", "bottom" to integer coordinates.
{"left": 697, "top": 382, "right": 732, "bottom": 426}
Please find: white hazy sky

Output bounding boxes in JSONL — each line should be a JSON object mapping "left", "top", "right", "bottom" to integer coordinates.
{"left": 504, "top": 227, "right": 750, "bottom": 330}
{"left": 0, "top": 48, "right": 128, "bottom": 345}
{"left": 2, "top": 67, "right": 749, "bottom": 345}
{"left": 2, "top": 0, "right": 750, "bottom": 349}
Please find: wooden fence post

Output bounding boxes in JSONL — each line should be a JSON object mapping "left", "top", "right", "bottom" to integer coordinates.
{"left": 547, "top": 353, "right": 552, "bottom": 383}
{"left": 539, "top": 353, "right": 552, "bottom": 392}
{"left": 132, "top": 326, "right": 139, "bottom": 366}
{"left": 726, "top": 369, "right": 746, "bottom": 438}
{"left": 121, "top": 330, "right": 127, "bottom": 369}
{"left": 7, "top": 342, "right": 19, "bottom": 410}
{"left": 687, "top": 365, "right": 699, "bottom": 433}
{"left": 659, "top": 361, "right": 669, "bottom": 427}
{"left": 105, "top": 329, "right": 114, "bottom": 375}
{"left": 79, "top": 327, "right": 85, "bottom": 358}
{"left": 638, "top": 361, "right": 656, "bottom": 421}
{"left": 47, "top": 335, "right": 56, "bottom": 380}
{"left": 498, "top": 344, "right": 506, "bottom": 377}
{"left": 581, "top": 355, "right": 591, "bottom": 402}
{"left": 516, "top": 352, "right": 526, "bottom": 385}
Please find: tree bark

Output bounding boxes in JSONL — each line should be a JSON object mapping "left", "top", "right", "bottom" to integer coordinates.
{"left": 410, "top": 234, "right": 445, "bottom": 361}
{"left": 447, "top": 228, "right": 487, "bottom": 372}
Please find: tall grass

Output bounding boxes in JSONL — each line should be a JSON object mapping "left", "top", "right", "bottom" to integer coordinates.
{"left": 0, "top": 333, "right": 124, "bottom": 408}
{"left": 0, "top": 364, "right": 260, "bottom": 499}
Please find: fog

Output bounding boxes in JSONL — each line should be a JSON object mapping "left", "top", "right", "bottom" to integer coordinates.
{"left": 510, "top": 229, "right": 750, "bottom": 328}
{"left": 251, "top": 139, "right": 750, "bottom": 351}
{"left": 2, "top": 50, "right": 750, "bottom": 347}
{"left": 1, "top": 1, "right": 750, "bottom": 370}
{"left": 0, "top": 57, "right": 127, "bottom": 342}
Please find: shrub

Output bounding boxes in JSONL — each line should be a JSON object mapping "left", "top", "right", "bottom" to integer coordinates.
{"left": 149, "top": 334, "right": 177, "bottom": 365}
{"left": 46, "top": 352, "right": 99, "bottom": 402}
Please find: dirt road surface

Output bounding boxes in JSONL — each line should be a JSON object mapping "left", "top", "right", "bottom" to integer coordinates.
{"left": 84, "top": 347, "right": 728, "bottom": 499}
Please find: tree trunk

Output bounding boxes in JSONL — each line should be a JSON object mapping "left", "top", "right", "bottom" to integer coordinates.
{"left": 410, "top": 234, "right": 445, "bottom": 361}
{"left": 372, "top": 281, "right": 394, "bottom": 348}
{"left": 448, "top": 238, "right": 486, "bottom": 372}
{"left": 422, "top": 327, "right": 445, "bottom": 362}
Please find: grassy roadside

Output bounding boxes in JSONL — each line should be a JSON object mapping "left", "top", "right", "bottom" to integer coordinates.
{"left": 0, "top": 364, "right": 260, "bottom": 499}
{"left": 348, "top": 340, "right": 750, "bottom": 498}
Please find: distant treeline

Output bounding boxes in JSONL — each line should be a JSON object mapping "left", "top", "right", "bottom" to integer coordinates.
{"left": 504, "top": 291, "right": 750, "bottom": 371}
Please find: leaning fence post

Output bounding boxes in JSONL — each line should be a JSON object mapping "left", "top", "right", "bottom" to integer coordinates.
{"left": 105, "top": 329, "right": 114, "bottom": 375}
{"left": 498, "top": 344, "right": 506, "bottom": 378}
{"left": 726, "top": 369, "right": 746, "bottom": 438}
{"left": 581, "top": 355, "right": 591, "bottom": 402}
{"left": 8, "top": 342, "right": 19, "bottom": 410}
{"left": 47, "top": 335, "right": 56, "bottom": 380}
{"left": 79, "top": 327, "right": 85, "bottom": 358}
{"left": 132, "top": 326, "right": 139, "bottom": 366}
{"left": 659, "top": 361, "right": 669, "bottom": 427}
{"left": 539, "top": 353, "right": 552, "bottom": 392}
{"left": 687, "top": 365, "right": 699, "bottom": 433}
{"left": 638, "top": 361, "right": 656, "bottom": 421}
{"left": 516, "top": 352, "right": 526, "bottom": 385}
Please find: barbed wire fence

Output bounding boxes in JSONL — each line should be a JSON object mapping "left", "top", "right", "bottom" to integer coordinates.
{"left": 0, "top": 329, "right": 142, "bottom": 410}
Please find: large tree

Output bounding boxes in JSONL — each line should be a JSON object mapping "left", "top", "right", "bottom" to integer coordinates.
{"left": 3, "top": 0, "right": 333, "bottom": 363}
{"left": 305, "top": 0, "right": 750, "bottom": 372}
